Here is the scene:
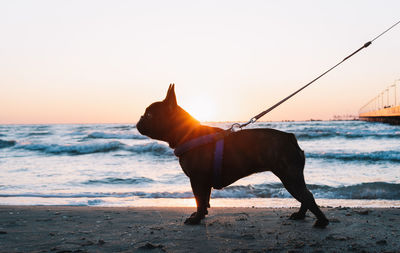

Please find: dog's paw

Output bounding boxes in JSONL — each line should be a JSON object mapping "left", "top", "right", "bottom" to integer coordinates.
{"left": 189, "top": 210, "right": 208, "bottom": 218}
{"left": 313, "top": 218, "right": 329, "bottom": 228}
{"left": 185, "top": 211, "right": 207, "bottom": 225}
{"left": 289, "top": 212, "right": 306, "bottom": 220}
{"left": 184, "top": 216, "right": 202, "bottom": 225}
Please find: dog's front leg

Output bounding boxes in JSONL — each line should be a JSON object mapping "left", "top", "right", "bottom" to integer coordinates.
{"left": 184, "top": 177, "right": 211, "bottom": 225}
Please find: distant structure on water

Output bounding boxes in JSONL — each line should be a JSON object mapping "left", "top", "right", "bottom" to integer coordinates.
{"left": 331, "top": 114, "right": 359, "bottom": 121}
{"left": 359, "top": 79, "right": 400, "bottom": 124}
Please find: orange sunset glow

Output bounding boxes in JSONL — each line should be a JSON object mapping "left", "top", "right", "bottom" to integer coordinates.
{"left": 1, "top": 1, "right": 399, "bottom": 124}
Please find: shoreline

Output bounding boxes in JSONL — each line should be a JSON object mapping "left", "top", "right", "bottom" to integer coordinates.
{"left": 1, "top": 197, "right": 400, "bottom": 208}
{"left": 0, "top": 206, "right": 399, "bottom": 252}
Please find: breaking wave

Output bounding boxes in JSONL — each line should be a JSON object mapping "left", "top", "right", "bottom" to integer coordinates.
{"left": 86, "top": 131, "right": 147, "bottom": 140}
{"left": 307, "top": 150, "right": 400, "bottom": 163}
{"left": 108, "top": 125, "right": 134, "bottom": 130}
{"left": 84, "top": 177, "right": 155, "bottom": 185}
{"left": 0, "top": 139, "right": 16, "bottom": 148}
{"left": 125, "top": 142, "right": 173, "bottom": 156}
{"left": 212, "top": 182, "right": 400, "bottom": 200}
{"left": 2, "top": 182, "right": 398, "bottom": 200}
{"left": 14, "top": 141, "right": 173, "bottom": 156}
{"left": 17, "top": 141, "right": 123, "bottom": 155}
{"left": 295, "top": 131, "right": 400, "bottom": 140}
{"left": 26, "top": 131, "right": 52, "bottom": 136}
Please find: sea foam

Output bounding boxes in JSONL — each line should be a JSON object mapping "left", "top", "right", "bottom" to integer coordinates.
{"left": 1, "top": 182, "right": 399, "bottom": 200}
{"left": 0, "top": 139, "right": 16, "bottom": 148}
{"left": 14, "top": 140, "right": 173, "bottom": 156}
{"left": 307, "top": 150, "right": 400, "bottom": 163}
{"left": 87, "top": 131, "right": 147, "bottom": 140}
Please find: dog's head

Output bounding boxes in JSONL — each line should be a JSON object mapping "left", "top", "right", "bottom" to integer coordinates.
{"left": 136, "top": 84, "right": 199, "bottom": 144}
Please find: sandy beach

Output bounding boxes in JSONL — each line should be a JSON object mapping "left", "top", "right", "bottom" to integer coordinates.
{"left": 0, "top": 206, "right": 399, "bottom": 252}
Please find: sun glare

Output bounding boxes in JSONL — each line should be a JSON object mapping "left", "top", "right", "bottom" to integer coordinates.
{"left": 181, "top": 97, "right": 217, "bottom": 122}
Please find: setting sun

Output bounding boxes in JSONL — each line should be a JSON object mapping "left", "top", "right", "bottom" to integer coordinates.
{"left": 181, "top": 97, "right": 217, "bottom": 122}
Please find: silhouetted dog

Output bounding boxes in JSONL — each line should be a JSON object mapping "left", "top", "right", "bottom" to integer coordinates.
{"left": 137, "top": 84, "right": 329, "bottom": 228}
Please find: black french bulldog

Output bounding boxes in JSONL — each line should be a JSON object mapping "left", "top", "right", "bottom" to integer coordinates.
{"left": 136, "top": 84, "right": 329, "bottom": 228}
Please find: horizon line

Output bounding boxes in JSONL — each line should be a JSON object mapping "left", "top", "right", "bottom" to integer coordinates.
{"left": 0, "top": 118, "right": 360, "bottom": 125}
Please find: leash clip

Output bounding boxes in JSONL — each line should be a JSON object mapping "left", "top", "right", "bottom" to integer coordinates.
{"left": 229, "top": 117, "right": 256, "bottom": 132}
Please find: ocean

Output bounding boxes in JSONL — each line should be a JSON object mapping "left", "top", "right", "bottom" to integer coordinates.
{"left": 1, "top": 121, "right": 399, "bottom": 208}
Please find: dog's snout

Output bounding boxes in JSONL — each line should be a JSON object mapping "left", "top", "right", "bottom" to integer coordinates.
{"left": 136, "top": 116, "right": 145, "bottom": 134}
{"left": 138, "top": 115, "right": 146, "bottom": 124}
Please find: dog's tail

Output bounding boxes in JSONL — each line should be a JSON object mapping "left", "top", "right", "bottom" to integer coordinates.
{"left": 289, "top": 133, "right": 305, "bottom": 170}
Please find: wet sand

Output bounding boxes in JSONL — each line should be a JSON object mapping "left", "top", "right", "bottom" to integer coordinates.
{"left": 0, "top": 206, "right": 399, "bottom": 252}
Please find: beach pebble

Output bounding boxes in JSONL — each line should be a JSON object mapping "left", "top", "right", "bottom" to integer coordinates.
{"left": 80, "top": 240, "right": 94, "bottom": 246}
{"left": 235, "top": 217, "right": 247, "bottom": 221}
{"left": 309, "top": 241, "right": 321, "bottom": 247}
{"left": 139, "top": 242, "right": 164, "bottom": 250}
{"left": 376, "top": 239, "right": 387, "bottom": 245}
{"left": 241, "top": 234, "right": 255, "bottom": 240}
{"left": 36, "top": 218, "right": 52, "bottom": 222}
{"left": 329, "top": 218, "right": 340, "bottom": 223}
{"left": 294, "top": 242, "right": 305, "bottom": 248}
{"left": 347, "top": 243, "right": 361, "bottom": 251}
{"left": 355, "top": 210, "right": 369, "bottom": 215}
{"left": 326, "top": 234, "right": 349, "bottom": 241}
{"left": 150, "top": 226, "right": 163, "bottom": 231}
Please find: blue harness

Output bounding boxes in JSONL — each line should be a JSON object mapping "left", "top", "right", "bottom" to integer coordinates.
{"left": 174, "top": 132, "right": 226, "bottom": 189}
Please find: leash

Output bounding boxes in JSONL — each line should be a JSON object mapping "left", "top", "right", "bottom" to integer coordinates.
{"left": 229, "top": 19, "right": 400, "bottom": 132}
{"left": 175, "top": 19, "right": 400, "bottom": 189}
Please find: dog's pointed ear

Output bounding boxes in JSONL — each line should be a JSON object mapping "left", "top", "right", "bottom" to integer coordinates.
{"left": 164, "top": 83, "right": 177, "bottom": 109}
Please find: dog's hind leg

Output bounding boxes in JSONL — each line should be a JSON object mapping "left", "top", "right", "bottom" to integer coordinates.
{"left": 297, "top": 186, "right": 329, "bottom": 228}
{"left": 274, "top": 170, "right": 329, "bottom": 228}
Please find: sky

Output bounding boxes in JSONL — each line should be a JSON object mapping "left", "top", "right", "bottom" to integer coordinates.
{"left": 1, "top": 0, "right": 399, "bottom": 124}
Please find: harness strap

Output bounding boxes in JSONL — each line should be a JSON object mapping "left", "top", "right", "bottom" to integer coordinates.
{"left": 174, "top": 131, "right": 227, "bottom": 189}
{"left": 174, "top": 133, "right": 222, "bottom": 157}
{"left": 174, "top": 131, "right": 228, "bottom": 156}
{"left": 212, "top": 139, "right": 224, "bottom": 189}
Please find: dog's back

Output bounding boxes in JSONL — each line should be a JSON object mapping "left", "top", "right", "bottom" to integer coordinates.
{"left": 201, "top": 128, "right": 305, "bottom": 187}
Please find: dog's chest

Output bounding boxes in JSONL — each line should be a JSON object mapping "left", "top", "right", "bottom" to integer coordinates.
{"left": 177, "top": 147, "right": 214, "bottom": 177}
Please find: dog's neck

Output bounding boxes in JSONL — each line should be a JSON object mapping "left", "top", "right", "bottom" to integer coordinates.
{"left": 168, "top": 124, "right": 222, "bottom": 149}
{"left": 165, "top": 109, "right": 223, "bottom": 149}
